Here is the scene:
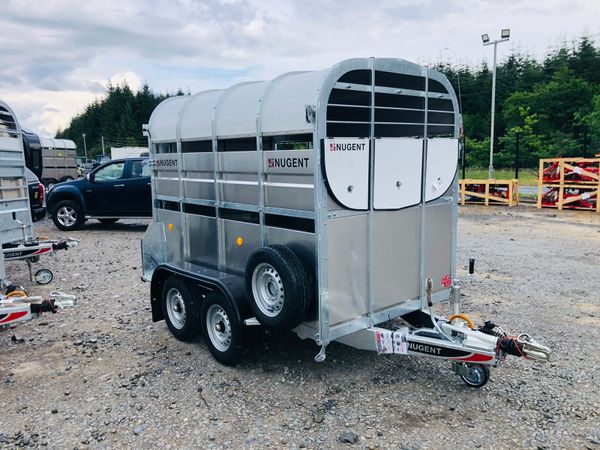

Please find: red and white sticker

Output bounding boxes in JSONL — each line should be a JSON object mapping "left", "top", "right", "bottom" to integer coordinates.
{"left": 441, "top": 274, "right": 452, "bottom": 288}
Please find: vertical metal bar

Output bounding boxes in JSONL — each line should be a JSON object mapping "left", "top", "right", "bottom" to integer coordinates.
{"left": 537, "top": 159, "right": 543, "bottom": 209}
{"left": 175, "top": 107, "right": 188, "bottom": 262}
{"left": 418, "top": 67, "right": 430, "bottom": 309}
{"left": 256, "top": 105, "right": 265, "bottom": 246}
{"left": 315, "top": 89, "right": 329, "bottom": 347}
{"left": 367, "top": 57, "right": 375, "bottom": 327}
{"left": 515, "top": 132, "right": 520, "bottom": 179}
{"left": 489, "top": 42, "right": 497, "bottom": 179}
{"left": 211, "top": 111, "right": 224, "bottom": 270}
{"left": 145, "top": 128, "right": 157, "bottom": 223}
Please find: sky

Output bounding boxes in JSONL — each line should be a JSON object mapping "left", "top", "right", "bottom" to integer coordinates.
{"left": 1, "top": 0, "right": 599, "bottom": 137}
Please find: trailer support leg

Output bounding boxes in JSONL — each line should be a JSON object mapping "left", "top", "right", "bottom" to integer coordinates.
{"left": 314, "top": 345, "right": 327, "bottom": 363}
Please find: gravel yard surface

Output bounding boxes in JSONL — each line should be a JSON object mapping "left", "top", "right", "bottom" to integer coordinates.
{"left": 1, "top": 207, "right": 599, "bottom": 449}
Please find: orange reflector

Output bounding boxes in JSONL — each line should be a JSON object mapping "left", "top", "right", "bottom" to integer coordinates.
{"left": 168, "top": 223, "right": 173, "bottom": 231}
{"left": 236, "top": 236, "right": 244, "bottom": 247}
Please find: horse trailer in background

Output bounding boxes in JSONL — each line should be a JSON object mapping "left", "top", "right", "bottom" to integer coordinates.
{"left": 39, "top": 138, "right": 78, "bottom": 185}
{"left": 142, "top": 58, "right": 549, "bottom": 387}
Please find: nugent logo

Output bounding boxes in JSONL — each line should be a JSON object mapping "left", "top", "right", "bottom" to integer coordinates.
{"left": 151, "top": 159, "right": 178, "bottom": 168}
{"left": 329, "top": 142, "right": 367, "bottom": 152}
{"left": 267, "top": 157, "right": 310, "bottom": 169}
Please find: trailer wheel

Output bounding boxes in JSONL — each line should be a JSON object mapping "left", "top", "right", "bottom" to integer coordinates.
{"left": 161, "top": 277, "right": 201, "bottom": 341}
{"left": 245, "top": 245, "right": 310, "bottom": 330}
{"left": 201, "top": 294, "right": 244, "bottom": 366}
{"left": 460, "top": 364, "right": 490, "bottom": 388}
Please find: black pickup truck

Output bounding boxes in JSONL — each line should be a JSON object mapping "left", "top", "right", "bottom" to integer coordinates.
{"left": 25, "top": 167, "right": 46, "bottom": 222}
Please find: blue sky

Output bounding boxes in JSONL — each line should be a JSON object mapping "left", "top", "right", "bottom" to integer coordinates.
{"left": 1, "top": 0, "right": 599, "bottom": 137}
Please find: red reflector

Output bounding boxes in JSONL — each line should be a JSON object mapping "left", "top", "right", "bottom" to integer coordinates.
{"left": 38, "top": 183, "right": 44, "bottom": 202}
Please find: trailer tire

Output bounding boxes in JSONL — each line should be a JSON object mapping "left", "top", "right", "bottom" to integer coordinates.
{"left": 52, "top": 200, "right": 84, "bottom": 231}
{"left": 161, "top": 276, "right": 201, "bottom": 341}
{"left": 201, "top": 293, "right": 244, "bottom": 366}
{"left": 245, "top": 245, "right": 310, "bottom": 330}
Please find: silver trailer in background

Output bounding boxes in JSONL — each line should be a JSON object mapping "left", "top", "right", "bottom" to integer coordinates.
{"left": 142, "top": 58, "right": 549, "bottom": 387}
{"left": 39, "top": 138, "right": 78, "bottom": 185}
{"left": 0, "top": 100, "right": 34, "bottom": 286}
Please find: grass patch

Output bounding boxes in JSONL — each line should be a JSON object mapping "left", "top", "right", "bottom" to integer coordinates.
{"left": 462, "top": 168, "right": 538, "bottom": 186}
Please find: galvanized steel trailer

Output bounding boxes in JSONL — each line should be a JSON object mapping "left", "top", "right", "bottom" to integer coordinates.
{"left": 142, "top": 58, "right": 549, "bottom": 387}
{"left": 0, "top": 100, "right": 34, "bottom": 287}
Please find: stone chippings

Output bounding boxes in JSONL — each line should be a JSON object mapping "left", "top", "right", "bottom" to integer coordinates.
{"left": 0, "top": 210, "right": 599, "bottom": 449}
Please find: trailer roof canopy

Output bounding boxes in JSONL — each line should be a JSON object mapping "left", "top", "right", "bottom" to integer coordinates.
{"left": 148, "top": 58, "right": 459, "bottom": 143}
{"left": 40, "top": 138, "right": 77, "bottom": 150}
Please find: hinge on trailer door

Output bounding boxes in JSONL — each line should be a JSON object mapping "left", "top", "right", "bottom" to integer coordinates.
{"left": 305, "top": 105, "right": 316, "bottom": 124}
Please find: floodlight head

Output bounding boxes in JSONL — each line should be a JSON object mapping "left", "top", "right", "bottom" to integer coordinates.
{"left": 501, "top": 28, "right": 510, "bottom": 39}
{"left": 481, "top": 34, "right": 490, "bottom": 44}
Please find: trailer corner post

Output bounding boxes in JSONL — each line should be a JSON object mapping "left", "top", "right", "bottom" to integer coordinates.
{"left": 367, "top": 57, "right": 376, "bottom": 328}
{"left": 315, "top": 84, "right": 330, "bottom": 349}
{"left": 418, "top": 66, "right": 430, "bottom": 311}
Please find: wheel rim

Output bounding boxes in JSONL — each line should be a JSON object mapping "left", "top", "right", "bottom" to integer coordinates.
{"left": 206, "top": 304, "right": 232, "bottom": 352}
{"left": 57, "top": 206, "right": 77, "bottom": 227}
{"left": 251, "top": 263, "right": 284, "bottom": 317}
{"left": 166, "top": 288, "right": 186, "bottom": 329}
{"left": 462, "top": 365, "right": 486, "bottom": 386}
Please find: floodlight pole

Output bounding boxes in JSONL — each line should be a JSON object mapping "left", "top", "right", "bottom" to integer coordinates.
{"left": 82, "top": 133, "right": 88, "bottom": 161}
{"left": 483, "top": 35, "right": 509, "bottom": 179}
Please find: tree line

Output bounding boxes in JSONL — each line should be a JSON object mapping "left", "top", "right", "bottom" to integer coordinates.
{"left": 437, "top": 36, "right": 600, "bottom": 168}
{"left": 58, "top": 36, "right": 600, "bottom": 167}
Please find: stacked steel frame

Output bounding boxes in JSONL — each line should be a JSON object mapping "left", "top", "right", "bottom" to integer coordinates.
{"left": 537, "top": 157, "right": 600, "bottom": 213}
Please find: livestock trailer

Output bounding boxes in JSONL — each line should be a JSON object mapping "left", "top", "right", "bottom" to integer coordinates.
{"left": 0, "top": 100, "right": 34, "bottom": 286}
{"left": 39, "top": 137, "right": 78, "bottom": 185}
{"left": 142, "top": 58, "right": 549, "bottom": 387}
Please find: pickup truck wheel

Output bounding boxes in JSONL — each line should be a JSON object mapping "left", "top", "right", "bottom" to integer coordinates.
{"left": 201, "top": 294, "right": 244, "bottom": 366}
{"left": 52, "top": 200, "right": 84, "bottom": 231}
{"left": 161, "top": 277, "right": 201, "bottom": 341}
{"left": 98, "top": 218, "right": 119, "bottom": 224}
{"left": 245, "top": 245, "right": 311, "bottom": 330}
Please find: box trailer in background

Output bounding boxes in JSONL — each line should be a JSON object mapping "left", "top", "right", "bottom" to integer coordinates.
{"left": 39, "top": 138, "right": 78, "bottom": 185}
{"left": 142, "top": 58, "right": 550, "bottom": 387}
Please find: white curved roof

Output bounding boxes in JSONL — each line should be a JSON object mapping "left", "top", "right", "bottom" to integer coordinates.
{"left": 261, "top": 70, "right": 326, "bottom": 134}
{"left": 179, "top": 90, "right": 224, "bottom": 140}
{"left": 148, "top": 58, "right": 459, "bottom": 142}
{"left": 40, "top": 138, "right": 77, "bottom": 150}
{"left": 214, "top": 81, "right": 267, "bottom": 138}
{"left": 148, "top": 96, "right": 190, "bottom": 143}
{"left": 149, "top": 71, "right": 328, "bottom": 141}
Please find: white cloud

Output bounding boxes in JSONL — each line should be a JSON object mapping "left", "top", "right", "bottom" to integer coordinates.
{"left": 0, "top": 0, "right": 599, "bottom": 136}
{"left": 109, "top": 71, "right": 143, "bottom": 91}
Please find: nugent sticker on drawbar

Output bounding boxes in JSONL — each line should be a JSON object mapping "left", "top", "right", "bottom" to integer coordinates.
{"left": 324, "top": 138, "right": 369, "bottom": 210}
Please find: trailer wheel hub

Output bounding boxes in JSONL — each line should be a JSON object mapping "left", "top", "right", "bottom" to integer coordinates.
{"left": 206, "top": 304, "right": 232, "bottom": 352}
{"left": 165, "top": 288, "right": 186, "bottom": 329}
{"left": 251, "top": 263, "right": 285, "bottom": 318}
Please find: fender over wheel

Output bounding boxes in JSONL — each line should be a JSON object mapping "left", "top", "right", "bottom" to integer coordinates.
{"left": 245, "top": 244, "right": 312, "bottom": 330}
{"left": 161, "top": 276, "right": 201, "bottom": 341}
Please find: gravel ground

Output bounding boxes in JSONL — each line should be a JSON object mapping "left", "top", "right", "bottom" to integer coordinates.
{"left": 1, "top": 207, "right": 599, "bottom": 449}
